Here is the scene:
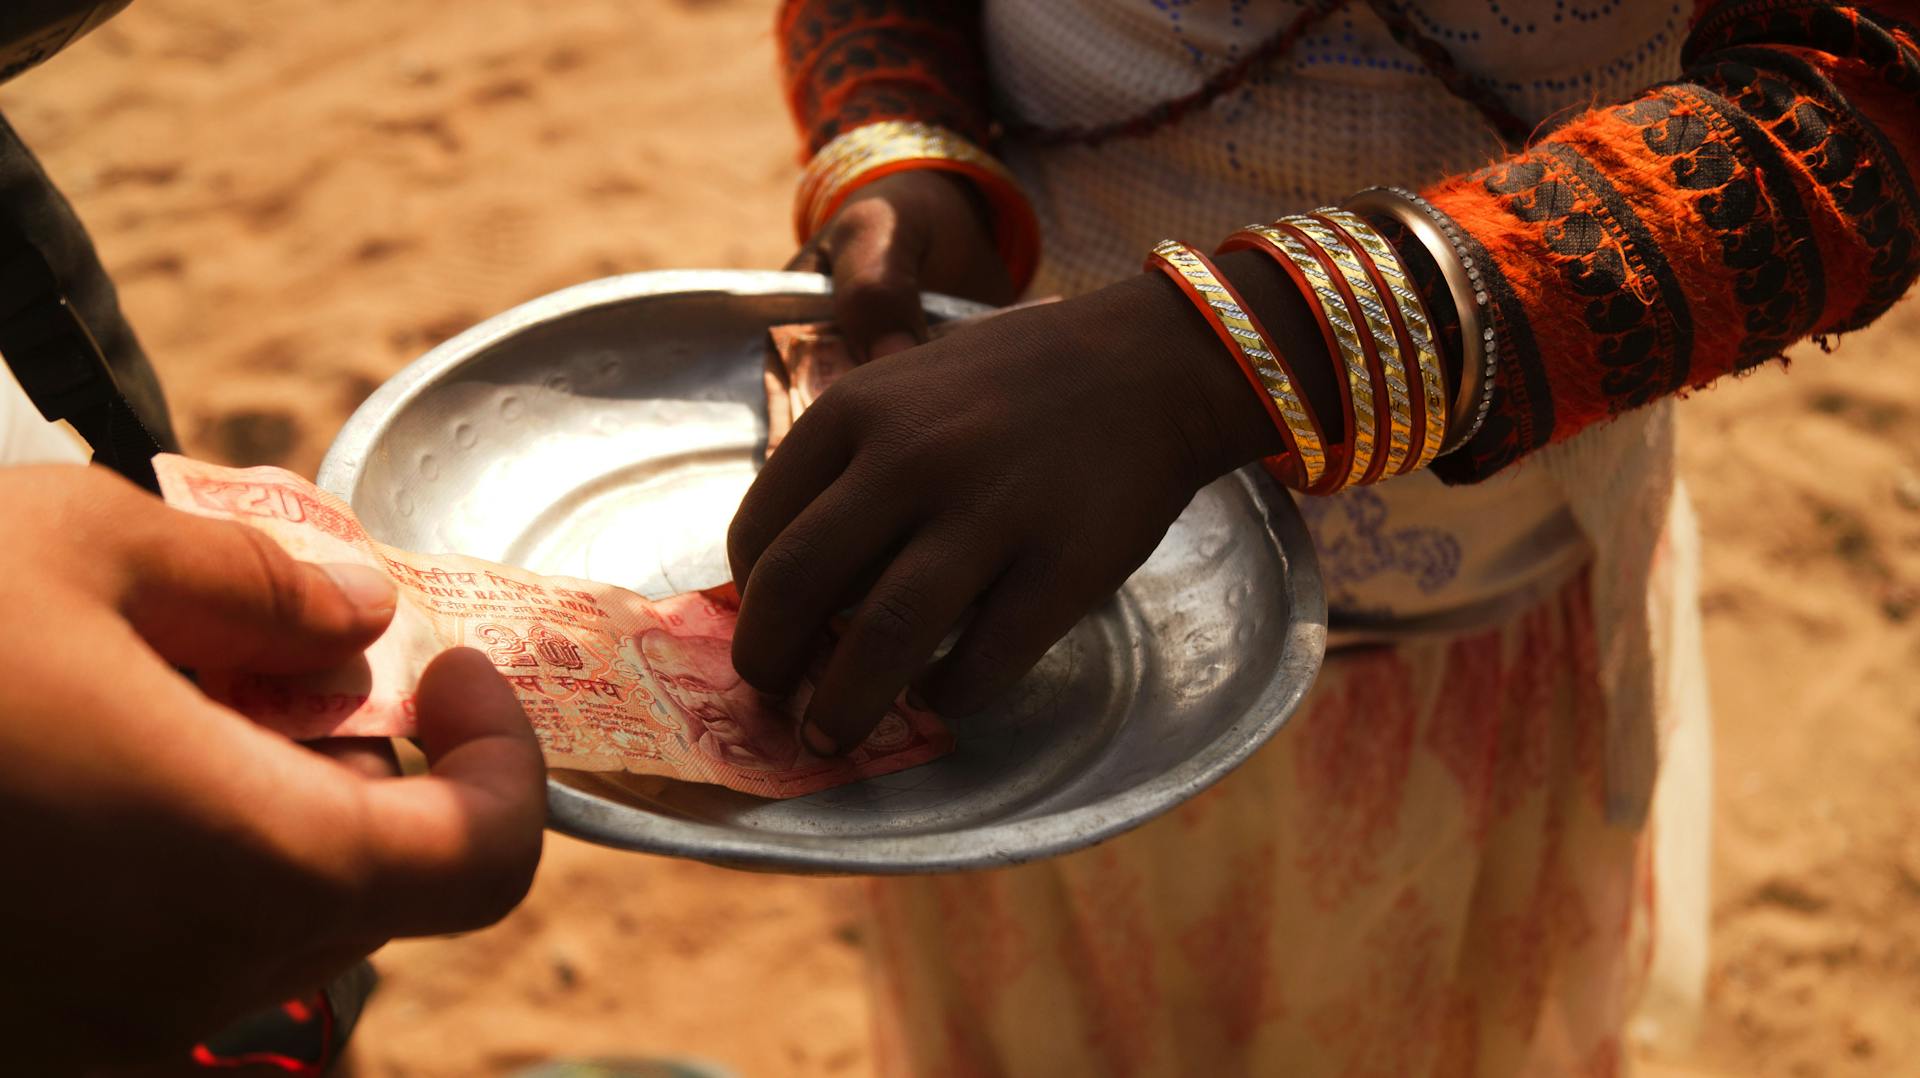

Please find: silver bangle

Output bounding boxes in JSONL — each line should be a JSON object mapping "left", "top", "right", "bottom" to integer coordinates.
{"left": 1342, "top": 186, "right": 1498, "bottom": 456}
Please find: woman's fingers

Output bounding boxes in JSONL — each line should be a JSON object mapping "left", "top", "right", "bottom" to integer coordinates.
{"left": 823, "top": 197, "right": 930, "bottom": 362}
{"left": 803, "top": 526, "right": 1003, "bottom": 754}
{"left": 784, "top": 195, "right": 929, "bottom": 361}
{"left": 729, "top": 396, "right": 854, "bottom": 589}
{"left": 784, "top": 170, "right": 1012, "bottom": 362}
{"left": 784, "top": 239, "right": 827, "bottom": 274}
{"left": 731, "top": 467, "right": 913, "bottom": 692}
{"left": 914, "top": 557, "right": 1105, "bottom": 719}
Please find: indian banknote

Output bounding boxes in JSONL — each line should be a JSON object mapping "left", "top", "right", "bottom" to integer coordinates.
{"left": 762, "top": 322, "right": 848, "bottom": 456}
{"left": 153, "top": 454, "right": 953, "bottom": 799}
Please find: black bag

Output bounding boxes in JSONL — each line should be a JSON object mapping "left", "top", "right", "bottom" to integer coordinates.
{"left": 0, "top": 2, "right": 173, "bottom": 491}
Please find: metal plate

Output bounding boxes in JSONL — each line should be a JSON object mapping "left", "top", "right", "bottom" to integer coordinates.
{"left": 320, "top": 270, "right": 1325, "bottom": 874}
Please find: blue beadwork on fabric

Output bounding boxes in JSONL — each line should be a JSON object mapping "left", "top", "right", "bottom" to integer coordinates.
{"left": 1300, "top": 491, "right": 1465, "bottom": 615}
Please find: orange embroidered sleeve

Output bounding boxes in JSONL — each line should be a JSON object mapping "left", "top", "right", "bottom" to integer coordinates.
{"left": 776, "top": 0, "right": 990, "bottom": 156}
{"left": 1422, "top": 0, "right": 1920, "bottom": 481}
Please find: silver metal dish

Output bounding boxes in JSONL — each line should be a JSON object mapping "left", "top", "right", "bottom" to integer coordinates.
{"left": 320, "top": 270, "right": 1325, "bottom": 874}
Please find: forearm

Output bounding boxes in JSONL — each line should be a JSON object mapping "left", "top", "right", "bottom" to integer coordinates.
{"left": 1413, "top": 0, "right": 1920, "bottom": 480}
{"left": 1175, "top": 1, "right": 1920, "bottom": 489}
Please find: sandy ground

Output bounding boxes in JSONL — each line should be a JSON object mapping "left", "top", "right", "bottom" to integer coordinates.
{"left": 5, "top": 2, "right": 1919, "bottom": 1075}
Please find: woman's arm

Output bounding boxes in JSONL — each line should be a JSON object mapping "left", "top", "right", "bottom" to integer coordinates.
{"left": 773, "top": 3, "right": 1018, "bottom": 359}
{"left": 776, "top": 0, "right": 1920, "bottom": 482}
{"left": 1426, "top": 0, "right": 1920, "bottom": 480}
{"left": 738, "top": 1, "right": 1920, "bottom": 745}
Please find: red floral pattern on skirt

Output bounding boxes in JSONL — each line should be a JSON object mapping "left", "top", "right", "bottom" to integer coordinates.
{"left": 1292, "top": 649, "right": 1418, "bottom": 910}
{"left": 864, "top": 569, "right": 1660, "bottom": 1077}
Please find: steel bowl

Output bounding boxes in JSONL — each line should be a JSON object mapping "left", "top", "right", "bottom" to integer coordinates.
{"left": 319, "top": 270, "right": 1325, "bottom": 874}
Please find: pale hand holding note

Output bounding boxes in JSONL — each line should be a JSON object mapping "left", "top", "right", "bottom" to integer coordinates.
{"left": 154, "top": 454, "right": 953, "bottom": 798}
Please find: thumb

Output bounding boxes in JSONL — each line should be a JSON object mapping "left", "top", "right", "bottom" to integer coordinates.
{"left": 826, "top": 198, "right": 931, "bottom": 362}
{"left": 358, "top": 648, "right": 546, "bottom": 937}
{"left": 112, "top": 494, "right": 396, "bottom": 674}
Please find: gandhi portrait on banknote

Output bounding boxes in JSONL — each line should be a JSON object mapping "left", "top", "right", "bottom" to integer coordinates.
{"left": 637, "top": 629, "right": 802, "bottom": 772}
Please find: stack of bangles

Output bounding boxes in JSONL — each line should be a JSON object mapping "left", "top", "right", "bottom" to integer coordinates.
{"left": 1147, "top": 188, "right": 1499, "bottom": 496}
{"left": 792, "top": 122, "right": 1495, "bottom": 496}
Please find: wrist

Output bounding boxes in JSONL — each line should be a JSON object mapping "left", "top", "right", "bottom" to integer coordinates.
{"left": 1119, "top": 249, "right": 1345, "bottom": 485}
{"left": 1144, "top": 207, "right": 1458, "bottom": 493}
{"left": 1110, "top": 270, "right": 1288, "bottom": 480}
{"left": 1210, "top": 249, "right": 1342, "bottom": 448}
{"left": 853, "top": 170, "right": 997, "bottom": 244}
{"left": 924, "top": 170, "right": 999, "bottom": 249}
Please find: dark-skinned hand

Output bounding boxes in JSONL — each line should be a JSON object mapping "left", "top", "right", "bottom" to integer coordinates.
{"left": 728, "top": 254, "right": 1335, "bottom": 755}
{"left": 786, "top": 170, "right": 1015, "bottom": 362}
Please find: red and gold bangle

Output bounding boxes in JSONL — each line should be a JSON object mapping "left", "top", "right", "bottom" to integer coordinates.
{"left": 1318, "top": 208, "right": 1449, "bottom": 472}
{"left": 1344, "top": 187, "right": 1492, "bottom": 457}
{"left": 1144, "top": 239, "right": 1327, "bottom": 491}
{"left": 1284, "top": 214, "right": 1414, "bottom": 484}
{"left": 795, "top": 120, "right": 1040, "bottom": 292}
{"left": 1220, "top": 223, "right": 1378, "bottom": 494}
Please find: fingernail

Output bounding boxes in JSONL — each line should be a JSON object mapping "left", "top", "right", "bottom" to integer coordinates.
{"left": 319, "top": 562, "right": 397, "bottom": 615}
{"left": 800, "top": 720, "right": 840, "bottom": 757}
{"left": 870, "top": 332, "right": 918, "bottom": 360}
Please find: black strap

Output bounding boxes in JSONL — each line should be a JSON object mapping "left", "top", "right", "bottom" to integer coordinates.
{"left": 1, "top": 224, "right": 163, "bottom": 490}
{"left": 2, "top": 3, "right": 135, "bottom": 84}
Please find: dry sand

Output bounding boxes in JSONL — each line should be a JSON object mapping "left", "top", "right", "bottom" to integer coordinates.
{"left": 5, "top": 2, "right": 1918, "bottom": 1075}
